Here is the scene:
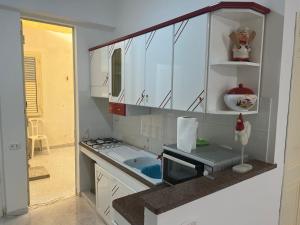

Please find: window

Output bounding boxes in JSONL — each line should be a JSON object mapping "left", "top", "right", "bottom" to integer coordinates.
{"left": 24, "top": 53, "right": 42, "bottom": 117}
{"left": 111, "top": 48, "right": 122, "bottom": 97}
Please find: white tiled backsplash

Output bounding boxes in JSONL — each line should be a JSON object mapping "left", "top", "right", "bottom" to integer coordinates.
{"left": 113, "top": 97, "right": 273, "bottom": 161}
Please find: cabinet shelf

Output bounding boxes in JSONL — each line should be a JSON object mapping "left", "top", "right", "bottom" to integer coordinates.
{"left": 207, "top": 110, "right": 258, "bottom": 115}
{"left": 210, "top": 61, "right": 260, "bottom": 67}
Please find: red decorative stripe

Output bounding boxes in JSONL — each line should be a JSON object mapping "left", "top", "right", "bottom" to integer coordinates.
{"left": 159, "top": 90, "right": 172, "bottom": 108}
{"left": 192, "top": 97, "right": 204, "bottom": 112}
{"left": 146, "top": 31, "right": 156, "bottom": 50}
{"left": 125, "top": 38, "right": 133, "bottom": 55}
{"left": 187, "top": 90, "right": 205, "bottom": 111}
{"left": 118, "top": 89, "right": 125, "bottom": 102}
{"left": 174, "top": 20, "right": 189, "bottom": 44}
{"left": 108, "top": 44, "right": 115, "bottom": 56}
{"left": 174, "top": 21, "right": 185, "bottom": 37}
{"left": 136, "top": 97, "right": 141, "bottom": 105}
{"left": 162, "top": 96, "right": 171, "bottom": 109}
{"left": 89, "top": 2, "right": 270, "bottom": 51}
{"left": 137, "top": 90, "right": 146, "bottom": 105}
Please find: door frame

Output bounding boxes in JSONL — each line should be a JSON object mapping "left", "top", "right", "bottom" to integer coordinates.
{"left": 279, "top": 12, "right": 300, "bottom": 224}
{"left": 20, "top": 17, "right": 80, "bottom": 205}
{"left": 0, "top": 98, "right": 6, "bottom": 216}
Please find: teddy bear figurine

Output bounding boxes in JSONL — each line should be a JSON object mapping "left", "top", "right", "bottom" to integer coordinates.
{"left": 229, "top": 27, "right": 256, "bottom": 62}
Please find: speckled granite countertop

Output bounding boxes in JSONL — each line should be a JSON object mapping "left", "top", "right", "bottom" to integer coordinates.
{"left": 112, "top": 160, "right": 276, "bottom": 225}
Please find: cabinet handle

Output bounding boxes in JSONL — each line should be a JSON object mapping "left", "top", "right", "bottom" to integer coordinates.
{"left": 112, "top": 186, "right": 120, "bottom": 197}
{"left": 145, "top": 94, "right": 149, "bottom": 103}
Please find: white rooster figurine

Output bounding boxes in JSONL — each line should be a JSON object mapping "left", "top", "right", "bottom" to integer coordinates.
{"left": 232, "top": 113, "right": 253, "bottom": 173}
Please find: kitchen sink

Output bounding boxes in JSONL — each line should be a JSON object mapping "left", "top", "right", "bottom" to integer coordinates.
{"left": 124, "top": 157, "right": 159, "bottom": 169}
{"left": 124, "top": 157, "right": 162, "bottom": 179}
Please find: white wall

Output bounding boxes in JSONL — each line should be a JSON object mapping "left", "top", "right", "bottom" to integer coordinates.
{"left": 0, "top": 0, "right": 118, "bottom": 29}
{"left": 0, "top": 100, "right": 4, "bottom": 217}
{"left": 0, "top": 9, "right": 28, "bottom": 214}
{"left": 113, "top": 0, "right": 284, "bottom": 37}
{"left": 113, "top": 98, "right": 274, "bottom": 161}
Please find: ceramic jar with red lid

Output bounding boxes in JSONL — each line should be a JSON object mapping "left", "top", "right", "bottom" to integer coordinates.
{"left": 224, "top": 84, "right": 257, "bottom": 111}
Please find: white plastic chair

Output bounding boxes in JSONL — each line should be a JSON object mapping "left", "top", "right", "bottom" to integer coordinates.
{"left": 27, "top": 118, "right": 50, "bottom": 158}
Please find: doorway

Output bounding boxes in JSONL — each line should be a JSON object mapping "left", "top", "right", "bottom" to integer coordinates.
{"left": 280, "top": 14, "right": 300, "bottom": 225}
{"left": 21, "top": 19, "right": 76, "bottom": 206}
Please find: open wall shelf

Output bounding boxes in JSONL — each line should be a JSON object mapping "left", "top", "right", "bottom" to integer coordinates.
{"left": 210, "top": 61, "right": 260, "bottom": 67}
{"left": 206, "top": 9, "right": 265, "bottom": 115}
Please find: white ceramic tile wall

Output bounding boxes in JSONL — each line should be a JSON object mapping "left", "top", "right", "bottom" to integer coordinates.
{"left": 113, "top": 97, "right": 273, "bottom": 161}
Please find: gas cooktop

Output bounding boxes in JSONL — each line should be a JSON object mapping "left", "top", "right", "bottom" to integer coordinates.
{"left": 82, "top": 138, "right": 121, "bottom": 151}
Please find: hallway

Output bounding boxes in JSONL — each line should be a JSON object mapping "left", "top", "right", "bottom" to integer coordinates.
{"left": 0, "top": 197, "right": 105, "bottom": 225}
{"left": 29, "top": 146, "right": 75, "bottom": 205}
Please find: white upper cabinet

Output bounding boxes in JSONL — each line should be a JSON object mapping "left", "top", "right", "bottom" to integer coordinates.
{"left": 90, "top": 47, "right": 109, "bottom": 98}
{"left": 124, "top": 35, "right": 146, "bottom": 106}
{"left": 109, "top": 42, "right": 125, "bottom": 103}
{"left": 144, "top": 26, "right": 173, "bottom": 109}
{"left": 173, "top": 15, "right": 209, "bottom": 112}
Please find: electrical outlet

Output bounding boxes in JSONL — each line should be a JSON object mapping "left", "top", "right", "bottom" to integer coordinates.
{"left": 9, "top": 144, "right": 21, "bottom": 151}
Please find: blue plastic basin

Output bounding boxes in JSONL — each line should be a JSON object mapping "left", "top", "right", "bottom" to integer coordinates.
{"left": 141, "top": 164, "right": 162, "bottom": 179}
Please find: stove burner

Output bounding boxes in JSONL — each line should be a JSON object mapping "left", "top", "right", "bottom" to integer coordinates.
{"left": 96, "top": 140, "right": 104, "bottom": 144}
{"left": 86, "top": 141, "right": 97, "bottom": 146}
{"left": 84, "top": 137, "right": 121, "bottom": 150}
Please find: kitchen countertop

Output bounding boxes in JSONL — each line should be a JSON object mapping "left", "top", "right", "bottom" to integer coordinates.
{"left": 79, "top": 142, "right": 157, "bottom": 188}
{"left": 112, "top": 160, "right": 276, "bottom": 225}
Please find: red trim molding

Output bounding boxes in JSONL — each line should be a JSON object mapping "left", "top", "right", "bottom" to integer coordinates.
{"left": 89, "top": 2, "right": 270, "bottom": 51}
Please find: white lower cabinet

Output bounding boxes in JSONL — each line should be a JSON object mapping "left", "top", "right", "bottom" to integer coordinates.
{"left": 95, "top": 164, "right": 113, "bottom": 224}
{"left": 95, "top": 164, "right": 134, "bottom": 225}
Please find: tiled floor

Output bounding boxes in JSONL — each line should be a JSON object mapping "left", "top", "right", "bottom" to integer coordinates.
{"left": 29, "top": 146, "right": 75, "bottom": 205}
{"left": 0, "top": 197, "right": 106, "bottom": 225}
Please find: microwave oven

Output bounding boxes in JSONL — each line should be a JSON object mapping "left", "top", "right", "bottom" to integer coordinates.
{"left": 162, "top": 144, "right": 242, "bottom": 185}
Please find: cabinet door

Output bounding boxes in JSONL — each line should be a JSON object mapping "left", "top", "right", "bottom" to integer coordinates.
{"left": 111, "top": 179, "right": 134, "bottom": 224}
{"left": 145, "top": 26, "right": 173, "bottom": 109}
{"left": 95, "top": 165, "right": 113, "bottom": 225}
{"left": 109, "top": 42, "right": 125, "bottom": 103}
{"left": 111, "top": 179, "right": 134, "bottom": 202}
{"left": 173, "top": 15, "right": 208, "bottom": 112}
{"left": 124, "top": 35, "right": 146, "bottom": 106}
{"left": 90, "top": 47, "right": 109, "bottom": 98}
